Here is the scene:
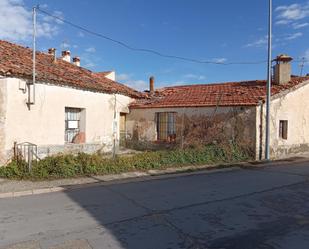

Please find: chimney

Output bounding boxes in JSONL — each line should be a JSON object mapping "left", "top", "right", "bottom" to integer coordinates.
{"left": 73, "top": 56, "right": 80, "bottom": 67}
{"left": 61, "top": 50, "right": 71, "bottom": 63}
{"left": 149, "top": 76, "right": 155, "bottom": 94}
{"left": 48, "top": 48, "right": 56, "bottom": 62}
{"left": 274, "top": 54, "right": 293, "bottom": 85}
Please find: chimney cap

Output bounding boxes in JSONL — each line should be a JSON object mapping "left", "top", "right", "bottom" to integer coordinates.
{"left": 73, "top": 56, "right": 80, "bottom": 62}
{"left": 48, "top": 48, "right": 56, "bottom": 53}
{"left": 61, "top": 50, "right": 71, "bottom": 56}
{"left": 275, "top": 54, "right": 293, "bottom": 63}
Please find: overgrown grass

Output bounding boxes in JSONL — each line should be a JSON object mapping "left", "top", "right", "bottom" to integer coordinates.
{"left": 0, "top": 144, "right": 251, "bottom": 180}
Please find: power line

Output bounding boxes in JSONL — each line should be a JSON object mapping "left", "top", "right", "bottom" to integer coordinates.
{"left": 37, "top": 7, "right": 269, "bottom": 66}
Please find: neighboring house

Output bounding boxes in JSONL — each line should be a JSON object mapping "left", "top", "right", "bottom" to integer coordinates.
{"left": 127, "top": 55, "right": 309, "bottom": 159}
{"left": 0, "top": 40, "right": 141, "bottom": 164}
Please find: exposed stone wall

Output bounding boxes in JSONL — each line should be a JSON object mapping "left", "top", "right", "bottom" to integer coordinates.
{"left": 0, "top": 79, "right": 7, "bottom": 165}
{"left": 127, "top": 106, "right": 257, "bottom": 153}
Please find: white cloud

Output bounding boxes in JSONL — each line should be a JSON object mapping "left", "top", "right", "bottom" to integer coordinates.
{"left": 284, "top": 32, "right": 303, "bottom": 40}
{"left": 0, "top": 0, "right": 62, "bottom": 42}
{"left": 116, "top": 73, "right": 148, "bottom": 91}
{"left": 276, "top": 3, "right": 309, "bottom": 21}
{"left": 212, "top": 58, "right": 227, "bottom": 64}
{"left": 85, "top": 47, "right": 96, "bottom": 53}
{"left": 183, "top": 74, "right": 206, "bottom": 80}
{"left": 276, "top": 2, "right": 309, "bottom": 27}
{"left": 245, "top": 36, "right": 268, "bottom": 48}
{"left": 292, "top": 22, "right": 309, "bottom": 29}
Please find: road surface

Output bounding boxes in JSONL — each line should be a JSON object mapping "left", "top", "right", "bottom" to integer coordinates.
{"left": 1, "top": 161, "right": 309, "bottom": 248}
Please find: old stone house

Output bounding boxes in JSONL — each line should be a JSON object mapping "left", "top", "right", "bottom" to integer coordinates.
{"left": 0, "top": 40, "right": 141, "bottom": 164}
{"left": 127, "top": 56, "right": 309, "bottom": 160}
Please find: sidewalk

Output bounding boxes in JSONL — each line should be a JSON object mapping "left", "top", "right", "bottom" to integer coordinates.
{"left": 1, "top": 155, "right": 308, "bottom": 199}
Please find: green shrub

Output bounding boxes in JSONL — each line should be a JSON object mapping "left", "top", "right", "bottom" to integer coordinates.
{"left": 0, "top": 144, "right": 251, "bottom": 180}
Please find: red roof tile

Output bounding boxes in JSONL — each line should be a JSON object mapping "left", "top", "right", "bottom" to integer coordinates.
{"left": 0, "top": 40, "right": 142, "bottom": 98}
{"left": 130, "top": 77, "right": 309, "bottom": 108}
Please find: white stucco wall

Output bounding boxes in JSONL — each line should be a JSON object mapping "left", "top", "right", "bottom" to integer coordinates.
{"left": 1, "top": 78, "right": 133, "bottom": 161}
{"left": 0, "top": 78, "right": 7, "bottom": 164}
{"left": 256, "top": 80, "right": 309, "bottom": 159}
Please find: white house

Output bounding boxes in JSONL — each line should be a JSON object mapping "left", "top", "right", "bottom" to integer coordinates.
{"left": 0, "top": 40, "right": 141, "bottom": 164}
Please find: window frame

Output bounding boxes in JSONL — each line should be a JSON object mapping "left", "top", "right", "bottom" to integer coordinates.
{"left": 156, "top": 112, "right": 177, "bottom": 142}
{"left": 279, "top": 120, "right": 288, "bottom": 140}
{"left": 65, "top": 107, "right": 82, "bottom": 143}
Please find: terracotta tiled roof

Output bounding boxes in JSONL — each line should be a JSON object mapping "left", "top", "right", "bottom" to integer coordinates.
{"left": 0, "top": 40, "right": 142, "bottom": 98}
{"left": 130, "top": 77, "right": 309, "bottom": 109}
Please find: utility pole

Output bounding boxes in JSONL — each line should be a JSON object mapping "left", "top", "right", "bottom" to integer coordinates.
{"left": 265, "top": 0, "right": 272, "bottom": 160}
{"left": 28, "top": 5, "right": 37, "bottom": 109}
{"left": 299, "top": 57, "right": 305, "bottom": 76}
{"left": 113, "top": 94, "right": 117, "bottom": 159}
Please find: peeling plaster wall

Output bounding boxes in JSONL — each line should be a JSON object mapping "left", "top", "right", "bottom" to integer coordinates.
{"left": 257, "top": 81, "right": 309, "bottom": 159}
{"left": 0, "top": 78, "right": 7, "bottom": 165}
{"left": 127, "top": 106, "right": 257, "bottom": 152}
{"left": 1, "top": 78, "right": 133, "bottom": 163}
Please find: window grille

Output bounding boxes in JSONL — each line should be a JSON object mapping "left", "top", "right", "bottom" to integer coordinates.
{"left": 156, "top": 112, "right": 176, "bottom": 141}
{"left": 65, "top": 107, "right": 81, "bottom": 143}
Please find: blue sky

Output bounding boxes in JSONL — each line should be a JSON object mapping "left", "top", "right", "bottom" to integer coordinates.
{"left": 0, "top": 0, "right": 309, "bottom": 90}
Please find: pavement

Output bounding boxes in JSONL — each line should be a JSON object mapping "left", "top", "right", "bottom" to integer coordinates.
{"left": 1, "top": 159, "right": 309, "bottom": 248}
{"left": 1, "top": 156, "right": 308, "bottom": 199}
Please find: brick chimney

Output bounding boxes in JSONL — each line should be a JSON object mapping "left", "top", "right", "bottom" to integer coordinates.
{"left": 73, "top": 56, "right": 80, "bottom": 67}
{"left": 274, "top": 54, "right": 293, "bottom": 85}
{"left": 149, "top": 76, "right": 155, "bottom": 94}
{"left": 48, "top": 48, "right": 56, "bottom": 62}
{"left": 61, "top": 50, "right": 71, "bottom": 63}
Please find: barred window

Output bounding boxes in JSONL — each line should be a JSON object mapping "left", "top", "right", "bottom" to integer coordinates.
{"left": 156, "top": 112, "right": 176, "bottom": 141}
{"left": 65, "top": 108, "right": 82, "bottom": 143}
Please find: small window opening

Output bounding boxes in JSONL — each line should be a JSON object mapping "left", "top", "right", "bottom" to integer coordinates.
{"left": 279, "top": 120, "right": 288, "bottom": 140}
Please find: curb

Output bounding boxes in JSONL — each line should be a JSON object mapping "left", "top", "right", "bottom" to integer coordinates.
{"left": 0, "top": 157, "right": 308, "bottom": 199}
{"left": 0, "top": 165, "right": 240, "bottom": 199}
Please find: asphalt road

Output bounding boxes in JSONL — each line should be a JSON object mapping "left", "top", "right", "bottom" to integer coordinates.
{"left": 1, "top": 162, "right": 309, "bottom": 249}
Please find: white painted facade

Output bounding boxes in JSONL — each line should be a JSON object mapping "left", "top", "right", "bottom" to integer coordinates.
{"left": 0, "top": 77, "right": 133, "bottom": 164}
{"left": 256, "top": 80, "right": 309, "bottom": 159}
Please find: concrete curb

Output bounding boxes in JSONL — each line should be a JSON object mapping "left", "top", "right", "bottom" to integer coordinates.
{"left": 0, "top": 157, "right": 308, "bottom": 199}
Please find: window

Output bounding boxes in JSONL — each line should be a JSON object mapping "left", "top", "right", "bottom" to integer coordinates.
{"left": 279, "top": 120, "right": 288, "bottom": 140}
{"left": 156, "top": 112, "right": 176, "bottom": 141}
{"left": 65, "top": 107, "right": 85, "bottom": 143}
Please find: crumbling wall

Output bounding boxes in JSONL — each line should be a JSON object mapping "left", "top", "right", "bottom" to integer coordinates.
{"left": 127, "top": 106, "right": 257, "bottom": 153}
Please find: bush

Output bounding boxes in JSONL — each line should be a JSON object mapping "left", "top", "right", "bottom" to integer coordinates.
{"left": 0, "top": 143, "right": 251, "bottom": 180}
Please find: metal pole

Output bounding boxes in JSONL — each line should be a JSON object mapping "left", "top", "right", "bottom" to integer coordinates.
{"left": 300, "top": 57, "right": 305, "bottom": 76}
{"left": 113, "top": 94, "right": 116, "bottom": 158}
{"left": 265, "top": 0, "right": 272, "bottom": 160}
{"left": 32, "top": 6, "right": 36, "bottom": 106}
